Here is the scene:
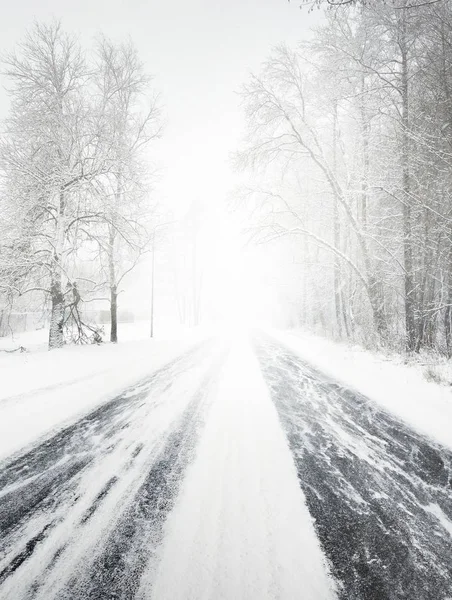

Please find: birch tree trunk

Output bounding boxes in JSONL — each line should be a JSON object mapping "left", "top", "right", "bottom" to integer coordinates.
{"left": 109, "top": 223, "right": 118, "bottom": 343}
{"left": 48, "top": 189, "right": 66, "bottom": 349}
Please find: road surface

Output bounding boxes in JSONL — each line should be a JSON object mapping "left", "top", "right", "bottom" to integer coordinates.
{"left": 0, "top": 333, "right": 451, "bottom": 599}
{"left": 254, "top": 333, "right": 452, "bottom": 600}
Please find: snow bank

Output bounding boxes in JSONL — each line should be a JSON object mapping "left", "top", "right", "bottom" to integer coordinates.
{"left": 0, "top": 323, "right": 205, "bottom": 461}
{"left": 0, "top": 321, "right": 204, "bottom": 401}
{"left": 146, "top": 337, "right": 336, "bottom": 600}
{"left": 274, "top": 330, "right": 452, "bottom": 451}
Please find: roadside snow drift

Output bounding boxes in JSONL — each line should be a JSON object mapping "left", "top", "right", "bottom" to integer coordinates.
{"left": 274, "top": 330, "right": 452, "bottom": 451}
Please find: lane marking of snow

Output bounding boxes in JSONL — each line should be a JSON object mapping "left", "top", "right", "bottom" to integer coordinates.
{"left": 145, "top": 337, "right": 337, "bottom": 600}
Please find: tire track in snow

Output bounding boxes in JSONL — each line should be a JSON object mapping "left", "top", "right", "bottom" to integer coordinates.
{"left": 0, "top": 340, "right": 224, "bottom": 600}
{"left": 255, "top": 333, "right": 452, "bottom": 600}
{"left": 0, "top": 340, "right": 209, "bottom": 493}
{"left": 57, "top": 351, "right": 226, "bottom": 600}
{"left": 0, "top": 340, "right": 210, "bottom": 544}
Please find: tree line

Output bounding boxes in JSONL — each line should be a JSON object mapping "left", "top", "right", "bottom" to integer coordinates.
{"left": 0, "top": 22, "right": 162, "bottom": 349}
{"left": 238, "top": 0, "right": 452, "bottom": 353}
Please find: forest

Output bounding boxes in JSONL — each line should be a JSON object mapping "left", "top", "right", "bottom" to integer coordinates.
{"left": 237, "top": 0, "right": 452, "bottom": 353}
{"left": 1, "top": 0, "right": 452, "bottom": 355}
{"left": 0, "top": 23, "right": 162, "bottom": 348}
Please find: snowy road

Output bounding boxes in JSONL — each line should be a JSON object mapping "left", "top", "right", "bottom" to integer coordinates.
{"left": 1, "top": 334, "right": 452, "bottom": 599}
{"left": 254, "top": 333, "right": 452, "bottom": 600}
{"left": 0, "top": 340, "right": 226, "bottom": 599}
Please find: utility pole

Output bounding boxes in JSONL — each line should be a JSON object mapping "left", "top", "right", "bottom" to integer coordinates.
{"left": 150, "top": 232, "right": 155, "bottom": 338}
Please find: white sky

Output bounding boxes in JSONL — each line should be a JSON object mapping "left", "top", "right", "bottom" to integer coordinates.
{"left": 0, "top": 0, "right": 322, "bottom": 212}
{"left": 0, "top": 0, "right": 324, "bottom": 327}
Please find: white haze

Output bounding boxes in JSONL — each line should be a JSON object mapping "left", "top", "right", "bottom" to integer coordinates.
{"left": 0, "top": 0, "right": 323, "bottom": 330}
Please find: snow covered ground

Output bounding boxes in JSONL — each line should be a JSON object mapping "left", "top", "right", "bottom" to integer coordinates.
{"left": 1, "top": 327, "right": 451, "bottom": 599}
{"left": 273, "top": 329, "right": 452, "bottom": 451}
{"left": 0, "top": 334, "right": 338, "bottom": 600}
{"left": 0, "top": 322, "right": 206, "bottom": 461}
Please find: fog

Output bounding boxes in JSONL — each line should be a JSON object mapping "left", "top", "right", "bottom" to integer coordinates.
{"left": 0, "top": 0, "right": 323, "bottom": 336}
{"left": 2, "top": 2, "right": 452, "bottom": 598}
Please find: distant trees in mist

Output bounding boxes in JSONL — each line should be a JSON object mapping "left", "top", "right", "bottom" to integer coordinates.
{"left": 0, "top": 22, "right": 162, "bottom": 349}
{"left": 239, "top": 0, "right": 452, "bottom": 353}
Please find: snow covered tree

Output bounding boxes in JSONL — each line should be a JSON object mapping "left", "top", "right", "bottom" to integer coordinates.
{"left": 92, "top": 37, "right": 162, "bottom": 342}
{"left": 0, "top": 23, "right": 162, "bottom": 349}
{"left": 0, "top": 22, "right": 105, "bottom": 348}
{"left": 238, "top": 0, "right": 452, "bottom": 353}
{"left": 236, "top": 45, "right": 388, "bottom": 341}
